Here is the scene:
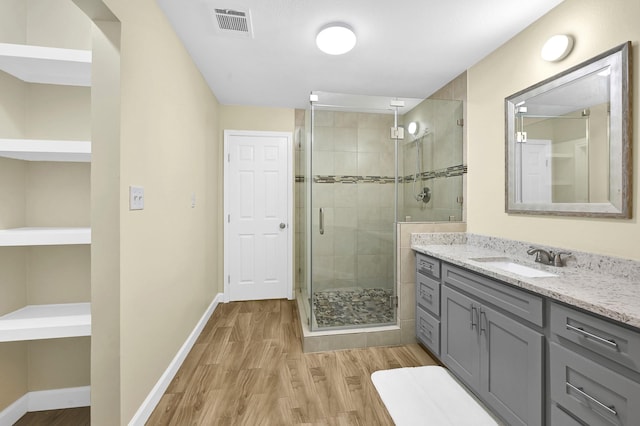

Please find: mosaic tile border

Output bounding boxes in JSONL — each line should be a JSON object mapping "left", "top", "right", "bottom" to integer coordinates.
{"left": 295, "top": 163, "right": 467, "bottom": 184}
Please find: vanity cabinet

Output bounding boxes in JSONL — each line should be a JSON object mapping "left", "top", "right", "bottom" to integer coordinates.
{"left": 549, "top": 302, "right": 640, "bottom": 425}
{"left": 441, "top": 285, "right": 543, "bottom": 426}
{"left": 415, "top": 253, "right": 441, "bottom": 356}
{"left": 418, "top": 260, "right": 544, "bottom": 426}
{"left": 415, "top": 248, "right": 640, "bottom": 426}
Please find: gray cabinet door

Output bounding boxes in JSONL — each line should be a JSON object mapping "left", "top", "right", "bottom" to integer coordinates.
{"left": 480, "top": 304, "right": 544, "bottom": 426}
{"left": 441, "top": 286, "right": 481, "bottom": 391}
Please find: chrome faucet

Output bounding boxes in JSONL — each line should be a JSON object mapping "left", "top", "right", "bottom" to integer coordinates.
{"left": 527, "top": 246, "right": 571, "bottom": 267}
{"left": 527, "top": 247, "right": 553, "bottom": 265}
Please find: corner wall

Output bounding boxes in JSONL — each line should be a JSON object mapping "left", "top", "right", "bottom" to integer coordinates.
{"left": 467, "top": 0, "right": 639, "bottom": 260}
{"left": 96, "top": 0, "right": 221, "bottom": 424}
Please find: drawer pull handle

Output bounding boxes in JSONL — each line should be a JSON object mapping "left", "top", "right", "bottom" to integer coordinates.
{"left": 420, "top": 291, "right": 432, "bottom": 302}
{"left": 566, "top": 382, "right": 618, "bottom": 417}
{"left": 420, "top": 262, "right": 433, "bottom": 270}
{"left": 566, "top": 324, "right": 619, "bottom": 349}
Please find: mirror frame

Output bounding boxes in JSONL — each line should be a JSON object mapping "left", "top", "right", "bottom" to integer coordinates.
{"left": 505, "top": 41, "right": 632, "bottom": 218}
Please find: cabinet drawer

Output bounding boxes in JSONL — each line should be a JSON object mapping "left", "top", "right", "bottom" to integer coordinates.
{"left": 551, "top": 302, "right": 640, "bottom": 374}
{"left": 442, "top": 264, "right": 544, "bottom": 326}
{"left": 416, "top": 252, "right": 440, "bottom": 279}
{"left": 550, "top": 342, "right": 640, "bottom": 426}
{"left": 550, "top": 404, "right": 584, "bottom": 426}
{"left": 416, "top": 272, "right": 440, "bottom": 316}
{"left": 417, "top": 305, "right": 440, "bottom": 356}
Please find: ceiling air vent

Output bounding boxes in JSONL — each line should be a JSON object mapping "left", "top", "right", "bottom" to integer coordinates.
{"left": 213, "top": 8, "right": 254, "bottom": 38}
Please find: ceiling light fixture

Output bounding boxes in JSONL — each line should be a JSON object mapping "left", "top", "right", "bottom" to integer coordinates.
{"left": 316, "top": 23, "right": 356, "bottom": 55}
{"left": 541, "top": 34, "right": 574, "bottom": 62}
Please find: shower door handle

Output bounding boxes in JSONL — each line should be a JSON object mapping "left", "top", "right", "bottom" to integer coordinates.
{"left": 319, "top": 208, "right": 325, "bottom": 235}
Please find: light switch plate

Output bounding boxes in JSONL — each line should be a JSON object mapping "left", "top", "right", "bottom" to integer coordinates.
{"left": 129, "top": 186, "right": 144, "bottom": 210}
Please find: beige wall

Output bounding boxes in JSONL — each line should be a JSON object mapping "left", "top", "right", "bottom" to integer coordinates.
{"left": 0, "top": 0, "right": 25, "bottom": 43}
{"left": 97, "top": 0, "right": 221, "bottom": 423}
{"left": 0, "top": 2, "right": 28, "bottom": 410}
{"left": 467, "top": 0, "right": 639, "bottom": 260}
{"left": 220, "top": 105, "right": 295, "bottom": 133}
{"left": 89, "top": 15, "right": 122, "bottom": 424}
{"left": 26, "top": 0, "right": 92, "bottom": 49}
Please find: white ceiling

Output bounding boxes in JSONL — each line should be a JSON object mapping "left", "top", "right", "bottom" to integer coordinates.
{"left": 156, "top": 0, "right": 564, "bottom": 110}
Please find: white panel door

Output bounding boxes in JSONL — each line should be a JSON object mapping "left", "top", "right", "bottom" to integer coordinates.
{"left": 225, "top": 131, "right": 292, "bottom": 301}
{"left": 519, "top": 139, "right": 552, "bottom": 203}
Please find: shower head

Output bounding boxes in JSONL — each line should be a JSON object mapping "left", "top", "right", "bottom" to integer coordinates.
{"left": 412, "top": 127, "right": 431, "bottom": 143}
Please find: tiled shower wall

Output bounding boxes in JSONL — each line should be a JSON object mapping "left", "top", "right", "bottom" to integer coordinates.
{"left": 400, "top": 99, "right": 464, "bottom": 222}
{"left": 310, "top": 110, "right": 396, "bottom": 293}
{"left": 400, "top": 72, "right": 467, "bottom": 222}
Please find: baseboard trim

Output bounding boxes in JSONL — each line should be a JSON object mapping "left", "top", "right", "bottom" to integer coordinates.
{"left": 0, "top": 386, "right": 90, "bottom": 425}
{"left": 0, "top": 393, "right": 27, "bottom": 426}
{"left": 128, "top": 293, "right": 224, "bottom": 426}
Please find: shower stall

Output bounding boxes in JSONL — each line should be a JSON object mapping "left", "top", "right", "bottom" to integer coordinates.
{"left": 295, "top": 92, "right": 464, "bottom": 333}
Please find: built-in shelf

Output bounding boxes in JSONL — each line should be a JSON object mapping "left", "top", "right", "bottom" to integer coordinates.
{"left": 0, "top": 303, "right": 90, "bottom": 342}
{"left": 0, "top": 227, "right": 91, "bottom": 246}
{"left": 0, "top": 43, "right": 91, "bottom": 86}
{"left": 0, "top": 139, "right": 91, "bottom": 162}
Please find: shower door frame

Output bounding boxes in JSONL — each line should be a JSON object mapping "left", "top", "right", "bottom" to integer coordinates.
{"left": 306, "top": 96, "right": 401, "bottom": 331}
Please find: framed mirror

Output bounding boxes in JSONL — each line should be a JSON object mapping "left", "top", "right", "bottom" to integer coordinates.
{"left": 505, "top": 41, "right": 632, "bottom": 218}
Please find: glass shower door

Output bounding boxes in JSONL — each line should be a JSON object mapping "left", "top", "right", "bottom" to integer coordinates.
{"left": 307, "top": 92, "right": 415, "bottom": 331}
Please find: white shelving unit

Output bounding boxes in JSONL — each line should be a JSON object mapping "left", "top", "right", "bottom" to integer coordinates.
{"left": 0, "top": 139, "right": 91, "bottom": 162}
{"left": 0, "top": 303, "right": 91, "bottom": 342}
{"left": 0, "top": 38, "right": 93, "bottom": 415}
{"left": 0, "top": 227, "right": 91, "bottom": 246}
{"left": 0, "top": 43, "right": 91, "bottom": 86}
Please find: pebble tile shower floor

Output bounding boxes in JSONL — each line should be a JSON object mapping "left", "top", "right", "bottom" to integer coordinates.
{"left": 313, "top": 288, "right": 395, "bottom": 328}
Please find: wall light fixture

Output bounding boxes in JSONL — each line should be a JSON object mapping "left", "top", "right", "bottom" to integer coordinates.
{"left": 541, "top": 34, "right": 574, "bottom": 62}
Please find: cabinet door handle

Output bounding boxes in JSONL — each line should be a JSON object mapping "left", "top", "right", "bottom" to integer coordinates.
{"left": 566, "top": 324, "right": 619, "bottom": 349}
{"left": 471, "top": 305, "right": 478, "bottom": 331}
{"left": 480, "top": 309, "right": 487, "bottom": 335}
{"left": 319, "top": 208, "right": 324, "bottom": 235}
{"left": 566, "top": 382, "right": 618, "bottom": 417}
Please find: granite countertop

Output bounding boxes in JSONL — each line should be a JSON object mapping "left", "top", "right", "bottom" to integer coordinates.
{"left": 411, "top": 236, "right": 640, "bottom": 330}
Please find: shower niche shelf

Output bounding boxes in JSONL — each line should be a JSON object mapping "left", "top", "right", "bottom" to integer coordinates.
{"left": 0, "top": 42, "right": 91, "bottom": 86}
{"left": 0, "top": 303, "right": 91, "bottom": 342}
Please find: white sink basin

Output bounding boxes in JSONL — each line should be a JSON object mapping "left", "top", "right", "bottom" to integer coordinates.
{"left": 469, "top": 257, "right": 558, "bottom": 278}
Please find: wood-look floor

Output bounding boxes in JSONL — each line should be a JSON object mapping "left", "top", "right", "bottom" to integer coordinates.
{"left": 146, "top": 299, "right": 436, "bottom": 425}
{"left": 14, "top": 407, "right": 90, "bottom": 426}
{"left": 13, "top": 300, "right": 435, "bottom": 425}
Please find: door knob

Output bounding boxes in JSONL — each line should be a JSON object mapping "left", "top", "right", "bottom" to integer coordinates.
{"left": 279, "top": 223, "right": 286, "bottom": 229}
